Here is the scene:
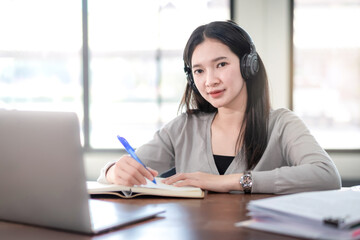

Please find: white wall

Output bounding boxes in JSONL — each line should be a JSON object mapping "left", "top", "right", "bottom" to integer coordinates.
{"left": 84, "top": 0, "right": 360, "bottom": 183}
{"left": 234, "top": 0, "right": 291, "bottom": 110}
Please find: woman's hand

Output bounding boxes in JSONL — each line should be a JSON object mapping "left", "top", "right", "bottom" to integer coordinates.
{"left": 106, "top": 155, "right": 158, "bottom": 186}
{"left": 162, "top": 172, "right": 243, "bottom": 192}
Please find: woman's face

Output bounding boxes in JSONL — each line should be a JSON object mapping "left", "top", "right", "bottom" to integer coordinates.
{"left": 191, "top": 38, "right": 247, "bottom": 110}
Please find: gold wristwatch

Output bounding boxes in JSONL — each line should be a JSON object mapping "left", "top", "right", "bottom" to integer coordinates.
{"left": 240, "top": 171, "right": 252, "bottom": 193}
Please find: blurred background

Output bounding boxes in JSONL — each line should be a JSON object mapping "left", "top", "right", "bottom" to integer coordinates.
{"left": 0, "top": 0, "right": 359, "bottom": 185}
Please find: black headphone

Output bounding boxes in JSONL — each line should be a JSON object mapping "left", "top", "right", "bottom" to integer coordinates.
{"left": 239, "top": 27, "right": 259, "bottom": 80}
{"left": 184, "top": 23, "right": 259, "bottom": 93}
{"left": 184, "top": 63, "right": 199, "bottom": 94}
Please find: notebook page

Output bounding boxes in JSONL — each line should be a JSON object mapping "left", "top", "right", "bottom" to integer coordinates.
{"left": 139, "top": 177, "right": 201, "bottom": 192}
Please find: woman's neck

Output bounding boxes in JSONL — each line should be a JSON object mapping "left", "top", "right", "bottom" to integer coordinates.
{"left": 213, "top": 107, "right": 245, "bottom": 133}
{"left": 211, "top": 111, "right": 245, "bottom": 156}
{"left": 210, "top": 86, "right": 247, "bottom": 156}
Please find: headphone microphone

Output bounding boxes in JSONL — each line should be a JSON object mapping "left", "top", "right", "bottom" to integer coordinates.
{"left": 184, "top": 22, "right": 259, "bottom": 94}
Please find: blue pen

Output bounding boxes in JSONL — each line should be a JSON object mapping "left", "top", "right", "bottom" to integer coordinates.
{"left": 117, "top": 135, "right": 157, "bottom": 184}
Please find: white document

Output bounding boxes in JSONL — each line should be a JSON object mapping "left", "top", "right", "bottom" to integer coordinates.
{"left": 236, "top": 189, "right": 360, "bottom": 240}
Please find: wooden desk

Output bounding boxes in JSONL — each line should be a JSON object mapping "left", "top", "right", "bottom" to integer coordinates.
{"left": 0, "top": 193, "right": 303, "bottom": 240}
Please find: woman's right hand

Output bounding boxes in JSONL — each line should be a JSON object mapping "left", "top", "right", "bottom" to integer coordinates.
{"left": 105, "top": 155, "right": 158, "bottom": 186}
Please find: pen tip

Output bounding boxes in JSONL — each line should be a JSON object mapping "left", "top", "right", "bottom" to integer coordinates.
{"left": 117, "top": 135, "right": 126, "bottom": 143}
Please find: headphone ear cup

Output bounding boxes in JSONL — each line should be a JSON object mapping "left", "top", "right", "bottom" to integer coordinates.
{"left": 241, "top": 52, "right": 259, "bottom": 80}
{"left": 184, "top": 65, "right": 200, "bottom": 94}
{"left": 240, "top": 54, "right": 249, "bottom": 80}
{"left": 248, "top": 52, "right": 259, "bottom": 77}
{"left": 187, "top": 73, "right": 195, "bottom": 88}
{"left": 188, "top": 74, "right": 200, "bottom": 95}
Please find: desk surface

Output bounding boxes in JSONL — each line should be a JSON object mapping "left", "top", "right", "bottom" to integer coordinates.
{"left": 0, "top": 193, "right": 304, "bottom": 240}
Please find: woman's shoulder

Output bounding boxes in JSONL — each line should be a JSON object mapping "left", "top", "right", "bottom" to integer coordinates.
{"left": 270, "top": 108, "right": 301, "bottom": 121}
{"left": 269, "top": 108, "right": 308, "bottom": 134}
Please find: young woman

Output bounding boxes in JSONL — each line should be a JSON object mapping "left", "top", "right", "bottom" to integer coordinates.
{"left": 99, "top": 21, "right": 341, "bottom": 194}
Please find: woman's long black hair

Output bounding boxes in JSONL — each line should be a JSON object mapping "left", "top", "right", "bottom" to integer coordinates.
{"left": 179, "top": 21, "right": 270, "bottom": 170}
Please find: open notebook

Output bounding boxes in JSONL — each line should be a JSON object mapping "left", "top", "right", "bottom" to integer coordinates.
{"left": 0, "top": 110, "right": 164, "bottom": 234}
{"left": 88, "top": 177, "right": 205, "bottom": 198}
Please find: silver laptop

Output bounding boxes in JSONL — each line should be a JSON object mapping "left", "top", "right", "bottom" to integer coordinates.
{"left": 0, "top": 110, "right": 164, "bottom": 234}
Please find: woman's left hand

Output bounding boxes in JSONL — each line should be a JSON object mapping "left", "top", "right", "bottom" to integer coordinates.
{"left": 162, "top": 172, "right": 242, "bottom": 192}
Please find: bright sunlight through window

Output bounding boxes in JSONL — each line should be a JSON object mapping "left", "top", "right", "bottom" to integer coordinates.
{"left": 293, "top": 0, "right": 360, "bottom": 149}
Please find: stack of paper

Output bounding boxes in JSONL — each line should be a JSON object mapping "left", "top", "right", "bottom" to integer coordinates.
{"left": 236, "top": 189, "right": 360, "bottom": 240}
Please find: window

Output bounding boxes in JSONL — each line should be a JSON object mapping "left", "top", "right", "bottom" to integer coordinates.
{"left": 0, "top": 0, "right": 230, "bottom": 149}
{"left": 88, "top": 0, "right": 230, "bottom": 149}
{"left": 293, "top": 0, "right": 360, "bottom": 149}
{"left": 0, "top": 0, "right": 83, "bottom": 127}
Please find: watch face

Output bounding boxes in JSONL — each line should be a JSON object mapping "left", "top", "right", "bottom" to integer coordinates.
{"left": 243, "top": 175, "right": 252, "bottom": 187}
{"left": 240, "top": 172, "right": 252, "bottom": 193}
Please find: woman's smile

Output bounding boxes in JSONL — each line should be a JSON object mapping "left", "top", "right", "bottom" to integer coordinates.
{"left": 208, "top": 89, "right": 225, "bottom": 98}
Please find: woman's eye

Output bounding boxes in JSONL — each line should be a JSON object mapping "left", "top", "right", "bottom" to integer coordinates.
{"left": 193, "top": 69, "right": 203, "bottom": 75}
{"left": 217, "top": 62, "right": 227, "bottom": 68}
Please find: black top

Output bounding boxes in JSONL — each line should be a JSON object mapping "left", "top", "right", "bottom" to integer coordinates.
{"left": 213, "top": 155, "right": 234, "bottom": 175}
